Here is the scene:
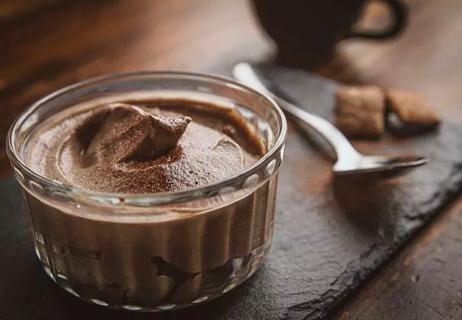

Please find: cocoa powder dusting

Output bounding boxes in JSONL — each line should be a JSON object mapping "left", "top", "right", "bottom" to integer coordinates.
{"left": 26, "top": 101, "right": 263, "bottom": 193}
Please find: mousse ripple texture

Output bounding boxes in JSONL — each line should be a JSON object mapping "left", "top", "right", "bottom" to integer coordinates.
{"left": 28, "top": 102, "right": 261, "bottom": 193}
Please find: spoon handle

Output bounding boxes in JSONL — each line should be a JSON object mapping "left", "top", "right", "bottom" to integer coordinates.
{"left": 233, "top": 63, "right": 360, "bottom": 163}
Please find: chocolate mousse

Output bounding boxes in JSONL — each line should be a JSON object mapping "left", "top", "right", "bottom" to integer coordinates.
{"left": 22, "top": 96, "right": 278, "bottom": 309}
{"left": 27, "top": 101, "right": 264, "bottom": 193}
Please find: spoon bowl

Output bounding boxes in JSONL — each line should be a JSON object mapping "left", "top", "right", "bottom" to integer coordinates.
{"left": 334, "top": 154, "right": 428, "bottom": 178}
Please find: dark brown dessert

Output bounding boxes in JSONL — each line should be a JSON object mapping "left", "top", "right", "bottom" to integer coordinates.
{"left": 334, "top": 86, "right": 385, "bottom": 139}
{"left": 28, "top": 102, "right": 263, "bottom": 193}
{"left": 23, "top": 97, "right": 277, "bottom": 309}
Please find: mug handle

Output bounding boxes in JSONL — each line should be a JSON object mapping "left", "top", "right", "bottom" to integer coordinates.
{"left": 347, "top": 0, "right": 408, "bottom": 39}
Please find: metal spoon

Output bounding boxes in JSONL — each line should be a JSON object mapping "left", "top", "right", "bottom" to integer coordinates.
{"left": 233, "top": 63, "right": 427, "bottom": 177}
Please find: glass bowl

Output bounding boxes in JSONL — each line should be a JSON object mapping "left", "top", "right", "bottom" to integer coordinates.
{"left": 6, "top": 71, "right": 287, "bottom": 311}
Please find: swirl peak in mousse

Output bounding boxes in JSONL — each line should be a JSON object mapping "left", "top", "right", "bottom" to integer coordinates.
{"left": 27, "top": 100, "right": 264, "bottom": 193}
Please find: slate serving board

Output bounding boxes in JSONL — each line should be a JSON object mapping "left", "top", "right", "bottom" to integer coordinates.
{"left": 1, "top": 67, "right": 462, "bottom": 320}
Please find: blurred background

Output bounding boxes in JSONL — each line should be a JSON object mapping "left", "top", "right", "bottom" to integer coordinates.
{"left": 1, "top": 0, "right": 462, "bottom": 176}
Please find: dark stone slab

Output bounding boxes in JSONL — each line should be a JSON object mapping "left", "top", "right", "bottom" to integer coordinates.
{"left": 1, "top": 67, "right": 461, "bottom": 320}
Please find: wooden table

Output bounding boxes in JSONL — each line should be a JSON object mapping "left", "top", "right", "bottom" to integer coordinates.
{"left": 2, "top": 0, "right": 461, "bottom": 318}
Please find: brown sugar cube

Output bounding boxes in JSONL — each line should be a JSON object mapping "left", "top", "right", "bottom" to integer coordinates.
{"left": 386, "top": 89, "right": 440, "bottom": 129}
{"left": 335, "top": 86, "right": 385, "bottom": 139}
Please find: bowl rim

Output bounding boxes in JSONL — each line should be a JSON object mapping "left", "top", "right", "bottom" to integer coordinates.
{"left": 6, "top": 71, "right": 287, "bottom": 207}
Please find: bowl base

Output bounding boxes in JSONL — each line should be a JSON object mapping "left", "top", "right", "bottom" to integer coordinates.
{"left": 36, "top": 243, "right": 269, "bottom": 311}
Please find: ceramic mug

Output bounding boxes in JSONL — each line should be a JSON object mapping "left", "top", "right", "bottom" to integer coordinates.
{"left": 252, "top": 0, "right": 408, "bottom": 68}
